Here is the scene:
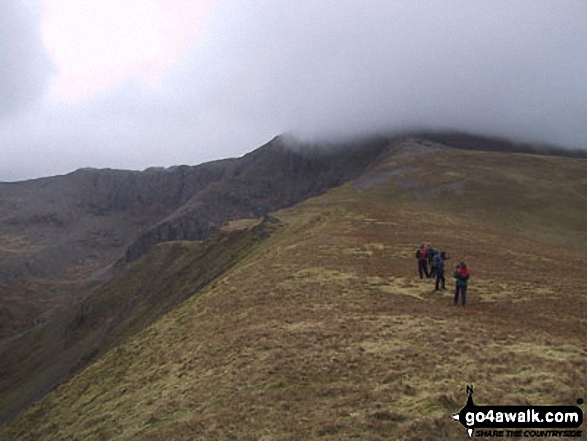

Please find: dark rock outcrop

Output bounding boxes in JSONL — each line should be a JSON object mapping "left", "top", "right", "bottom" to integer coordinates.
{"left": 122, "top": 135, "right": 391, "bottom": 262}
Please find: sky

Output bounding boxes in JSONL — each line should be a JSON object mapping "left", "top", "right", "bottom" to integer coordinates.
{"left": 1, "top": 1, "right": 586, "bottom": 181}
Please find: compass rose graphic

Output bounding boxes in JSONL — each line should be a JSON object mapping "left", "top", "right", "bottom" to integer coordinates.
{"left": 451, "top": 385, "right": 475, "bottom": 438}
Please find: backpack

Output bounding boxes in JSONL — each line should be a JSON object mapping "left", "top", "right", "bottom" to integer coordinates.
{"left": 419, "top": 246, "right": 427, "bottom": 260}
{"left": 431, "top": 255, "right": 440, "bottom": 268}
{"left": 456, "top": 267, "right": 470, "bottom": 286}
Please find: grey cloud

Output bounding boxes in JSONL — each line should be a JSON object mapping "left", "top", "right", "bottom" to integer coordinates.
{"left": 0, "top": 0, "right": 53, "bottom": 118}
{"left": 194, "top": 0, "right": 587, "bottom": 146}
{"left": 1, "top": 0, "right": 586, "bottom": 181}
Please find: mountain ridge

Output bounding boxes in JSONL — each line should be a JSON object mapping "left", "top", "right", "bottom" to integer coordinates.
{"left": 1, "top": 139, "right": 585, "bottom": 439}
{"left": 1, "top": 131, "right": 584, "bottom": 339}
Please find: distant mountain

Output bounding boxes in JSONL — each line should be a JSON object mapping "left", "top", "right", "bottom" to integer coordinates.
{"left": 0, "top": 157, "right": 234, "bottom": 337}
{"left": 0, "top": 136, "right": 390, "bottom": 338}
{"left": 0, "top": 158, "right": 233, "bottom": 282}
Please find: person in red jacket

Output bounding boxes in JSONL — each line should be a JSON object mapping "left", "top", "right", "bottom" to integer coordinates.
{"left": 415, "top": 244, "right": 429, "bottom": 279}
{"left": 453, "top": 261, "right": 470, "bottom": 306}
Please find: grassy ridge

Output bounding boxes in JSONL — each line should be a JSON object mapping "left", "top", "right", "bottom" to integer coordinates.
{"left": 2, "top": 143, "right": 586, "bottom": 439}
{"left": 0, "top": 216, "right": 280, "bottom": 425}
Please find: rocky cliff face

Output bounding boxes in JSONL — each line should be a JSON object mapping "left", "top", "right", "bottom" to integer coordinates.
{"left": 0, "top": 158, "right": 235, "bottom": 284}
{"left": 122, "top": 136, "right": 391, "bottom": 262}
{"left": 0, "top": 158, "right": 234, "bottom": 336}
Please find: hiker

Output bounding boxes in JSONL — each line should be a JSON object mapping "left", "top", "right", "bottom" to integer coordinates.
{"left": 426, "top": 246, "right": 434, "bottom": 266}
{"left": 430, "top": 249, "right": 440, "bottom": 279}
{"left": 435, "top": 251, "right": 447, "bottom": 291}
{"left": 415, "top": 244, "right": 429, "bottom": 279}
{"left": 453, "top": 261, "right": 470, "bottom": 306}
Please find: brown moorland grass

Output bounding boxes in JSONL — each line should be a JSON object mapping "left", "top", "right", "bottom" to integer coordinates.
{"left": 1, "top": 142, "right": 586, "bottom": 440}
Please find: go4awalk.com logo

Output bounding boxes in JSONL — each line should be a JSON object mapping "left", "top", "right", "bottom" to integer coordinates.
{"left": 451, "top": 386, "right": 584, "bottom": 438}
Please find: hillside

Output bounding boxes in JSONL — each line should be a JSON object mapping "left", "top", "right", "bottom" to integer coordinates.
{"left": 0, "top": 135, "right": 390, "bottom": 424}
{"left": 2, "top": 139, "right": 585, "bottom": 440}
{"left": 0, "top": 216, "right": 280, "bottom": 424}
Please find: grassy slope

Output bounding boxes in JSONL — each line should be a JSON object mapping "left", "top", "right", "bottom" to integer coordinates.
{"left": 0, "top": 217, "right": 280, "bottom": 425}
{"left": 2, "top": 142, "right": 586, "bottom": 440}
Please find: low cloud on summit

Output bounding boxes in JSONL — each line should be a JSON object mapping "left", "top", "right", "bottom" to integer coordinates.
{"left": 1, "top": 0, "right": 586, "bottom": 181}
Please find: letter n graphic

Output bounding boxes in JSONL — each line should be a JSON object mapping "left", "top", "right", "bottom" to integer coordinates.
{"left": 466, "top": 385, "right": 473, "bottom": 397}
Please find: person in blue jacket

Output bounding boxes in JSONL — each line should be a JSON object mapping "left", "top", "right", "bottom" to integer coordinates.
{"left": 435, "top": 251, "right": 447, "bottom": 291}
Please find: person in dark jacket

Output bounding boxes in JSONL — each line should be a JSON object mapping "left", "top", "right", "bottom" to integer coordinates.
{"left": 435, "top": 251, "right": 447, "bottom": 291}
{"left": 426, "top": 246, "right": 434, "bottom": 265}
{"left": 415, "top": 244, "right": 429, "bottom": 279}
{"left": 429, "top": 248, "right": 440, "bottom": 279}
{"left": 453, "top": 261, "right": 470, "bottom": 306}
